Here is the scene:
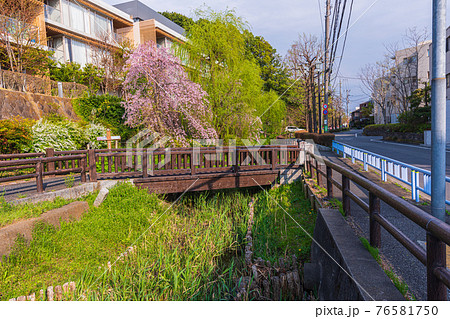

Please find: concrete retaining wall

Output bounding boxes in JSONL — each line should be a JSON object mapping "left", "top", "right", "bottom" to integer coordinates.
{"left": 307, "top": 208, "right": 404, "bottom": 301}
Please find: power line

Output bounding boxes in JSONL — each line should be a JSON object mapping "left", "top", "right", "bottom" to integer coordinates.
{"left": 332, "top": 0, "right": 354, "bottom": 85}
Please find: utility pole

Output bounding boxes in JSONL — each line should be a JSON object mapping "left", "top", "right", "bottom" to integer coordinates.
{"left": 339, "top": 80, "right": 342, "bottom": 130}
{"left": 323, "top": 0, "right": 330, "bottom": 132}
{"left": 428, "top": 0, "right": 447, "bottom": 301}
{"left": 346, "top": 90, "right": 349, "bottom": 127}
{"left": 312, "top": 64, "right": 317, "bottom": 133}
{"left": 318, "top": 69, "right": 322, "bottom": 134}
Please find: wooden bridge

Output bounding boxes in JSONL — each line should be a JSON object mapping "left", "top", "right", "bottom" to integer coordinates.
{"left": 0, "top": 144, "right": 307, "bottom": 195}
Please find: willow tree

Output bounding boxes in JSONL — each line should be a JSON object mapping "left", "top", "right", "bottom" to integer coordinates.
{"left": 176, "top": 8, "right": 285, "bottom": 141}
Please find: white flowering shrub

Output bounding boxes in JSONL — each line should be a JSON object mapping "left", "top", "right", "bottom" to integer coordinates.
{"left": 30, "top": 119, "right": 108, "bottom": 152}
{"left": 85, "top": 123, "right": 107, "bottom": 149}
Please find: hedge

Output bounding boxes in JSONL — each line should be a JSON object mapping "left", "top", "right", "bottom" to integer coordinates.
{"left": 363, "top": 123, "right": 431, "bottom": 136}
{"left": 294, "top": 132, "right": 335, "bottom": 147}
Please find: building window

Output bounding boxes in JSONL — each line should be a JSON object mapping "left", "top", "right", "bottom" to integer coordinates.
{"left": 446, "top": 74, "right": 450, "bottom": 88}
{"left": 447, "top": 36, "right": 450, "bottom": 52}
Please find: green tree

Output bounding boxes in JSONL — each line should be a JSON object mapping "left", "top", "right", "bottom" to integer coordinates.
{"left": 244, "top": 31, "right": 289, "bottom": 96}
{"left": 176, "top": 8, "right": 285, "bottom": 140}
{"left": 159, "top": 11, "right": 195, "bottom": 31}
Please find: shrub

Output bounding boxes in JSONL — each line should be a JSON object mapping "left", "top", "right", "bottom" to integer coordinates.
{"left": 72, "top": 95, "right": 137, "bottom": 140}
{"left": 363, "top": 123, "right": 431, "bottom": 136}
{"left": 294, "top": 132, "right": 335, "bottom": 147}
{"left": 30, "top": 119, "right": 108, "bottom": 152}
{"left": 0, "top": 117, "right": 34, "bottom": 154}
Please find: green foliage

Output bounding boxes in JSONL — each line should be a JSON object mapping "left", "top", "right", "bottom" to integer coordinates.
{"left": 72, "top": 94, "right": 136, "bottom": 140}
{"left": 363, "top": 123, "right": 431, "bottom": 135}
{"left": 65, "top": 173, "right": 75, "bottom": 188}
{"left": 397, "top": 106, "right": 431, "bottom": 126}
{"left": 50, "top": 62, "right": 84, "bottom": 83}
{"left": 0, "top": 117, "right": 34, "bottom": 154}
{"left": 50, "top": 62, "right": 103, "bottom": 93}
{"left": 408, "top": 83, "right": 431, "bottom": 109}
{"left": 159, "top": 11, "right": 195, "bottom": 31}
{"left": 243, "top": 31, "right": 289, "bottom": 96}
{"left": 253, "top": 181, "right": 314, "bottom": 263}
{"left": 177, "top": 8, "right": 286, "bottom": 140}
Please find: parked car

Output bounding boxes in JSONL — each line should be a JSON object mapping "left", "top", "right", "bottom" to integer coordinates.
{"left": 285, "top": 126, "right": 300, "bottom": 133}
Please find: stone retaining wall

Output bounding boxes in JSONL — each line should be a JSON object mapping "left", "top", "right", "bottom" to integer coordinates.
{"left": 0, "top": 88, "right": 79, "bottom": 121}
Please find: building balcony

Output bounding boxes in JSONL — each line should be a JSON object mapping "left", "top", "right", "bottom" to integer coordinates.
{"left": 44, "top": 5, "right": 62, "bottom": 24}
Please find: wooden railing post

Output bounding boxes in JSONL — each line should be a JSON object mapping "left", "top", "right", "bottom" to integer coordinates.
{"left": 426, "top": 232, "right": 447, "bottom": 300}
{"left": 369, "top": 192, "right": 381, "bottom": 248}
{"left": 80, "top": 156, "right": 87, "bottom": 183}
{"left": 190, "top": 151, "right": 196, "bottom": 176}
{"left": 142, "top": 151, "right": 148, "bottom": 178}
{"left": 88, "top": 149, "right": 97, "bottom": 182}
{"left": 271, "top": 148, "right": 276, "bottom": 171}
{"left": 45, "top": 148, "right": 54, "bottom": 175}
{"left": 315, "top": 159, "right": 320, "bottom": 186}
{"left": 342, "top": 175, "right": 350, "bottom": 216}
{"left": 326, "top": 166, "right": 333, "bottom": 198}
{"left": 235, "top": 149, "right": 240, "bottom": 172}
{"left": 36, "top": 160, "right": 44, "bottom": 193}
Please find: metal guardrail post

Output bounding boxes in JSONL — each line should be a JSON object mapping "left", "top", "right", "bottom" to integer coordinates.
{"left": 369, "top": 192, "right": 381, "bottom": 248}
{"left": 88, "top": 149, "right": 97, "bottom": 182}
{"left": 414, "top": 171, "right": 420, "bottom": 202}
{"left": 342, "top": 175, "right": 350, "bottom": 216}
{"left": 351, "top": 148, "right": 355, "bottom": 164}
{"left": 363, "top": 153, "right": 368, "bottom": 171}
{"left": 381, "top": 159, "right": 386, "bottom": 182}
{"left": 36, "top": 160, "right": 44, "bottom": 193}
{"left": 326, "top": 166, "right": 333, "bottom": 198}
{"left": 426, "top": 232, "right": 447, "bottom": 300}
{"left": 411, "top": 170, "right": 417, "bottom": 201}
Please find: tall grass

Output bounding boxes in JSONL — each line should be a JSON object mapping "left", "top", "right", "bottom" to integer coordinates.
{"left": 252, "top": 182, "right": 315, "bottom": 263}
{"left": 0, "top": 184, "right": 251, "bottom": 301}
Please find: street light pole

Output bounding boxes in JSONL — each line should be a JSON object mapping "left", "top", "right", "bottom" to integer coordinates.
{"left": 428, "top": 0, "right": 447, "bottom": 301}
{"left": 431, "top": 0, "right": 446, "bottom": 223}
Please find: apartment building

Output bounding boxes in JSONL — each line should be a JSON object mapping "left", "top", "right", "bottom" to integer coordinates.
{"left": 1, "top": 0, "right": 185, "bottom": 67}
{"left": 43, "top": 0, "right": 134, "bottom": 65}
{"left": 113, "top": 0, "right": 186, "bottom": 49}
{"left": 373, "top": 41, "right": 431, "bottom": 124}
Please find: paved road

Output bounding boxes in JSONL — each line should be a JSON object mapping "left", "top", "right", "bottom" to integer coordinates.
{"left": 335, "top": 129, "right": 450, "bottom": 205}
{"left": 334, "top": 129, "right": 450, "bottom": 176}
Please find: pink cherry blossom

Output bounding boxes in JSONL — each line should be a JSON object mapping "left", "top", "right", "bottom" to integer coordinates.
{"left": 122, "top": 42, "right": 217, "bottom": 146}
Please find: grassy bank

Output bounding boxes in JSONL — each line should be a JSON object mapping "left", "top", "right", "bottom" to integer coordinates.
{"left": 252, "top": 181, "right": 315, "bottom": 263}
{"left": 0, "top": 195, "right": 93, "bottom": 227}
{"left": 0, "top": 184, "right": 252, "bottom": 300}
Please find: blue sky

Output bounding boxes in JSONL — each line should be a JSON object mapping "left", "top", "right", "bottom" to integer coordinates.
{"left": 105, "top": 0, "right": 448, "bottom": 112}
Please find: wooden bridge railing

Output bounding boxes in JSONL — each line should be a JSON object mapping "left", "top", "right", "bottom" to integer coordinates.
{"left": 0, "top": 144, "right": 304, "bottom": 192}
